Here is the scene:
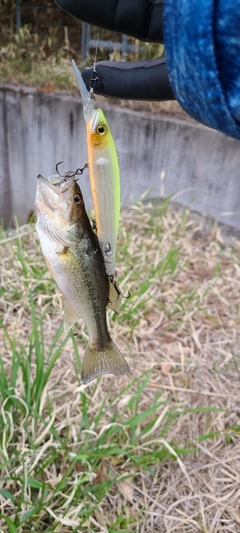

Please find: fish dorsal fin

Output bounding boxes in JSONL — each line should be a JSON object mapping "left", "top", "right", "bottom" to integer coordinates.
{"left": 63, "top": 297, "right": 80, "bottom": 331}
{"left": 108, "top": 277, "right": 121, "bottom": 314}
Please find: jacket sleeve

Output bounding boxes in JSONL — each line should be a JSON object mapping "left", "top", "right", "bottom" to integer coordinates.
{"left": 164, "top": 0, "right": 240, "bottom": 140}
{"left": 55, "top": 0, "right": 164, "bottom": 42}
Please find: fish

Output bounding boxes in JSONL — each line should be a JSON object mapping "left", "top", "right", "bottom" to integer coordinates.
{"left": 34, "top": 174, "right": 130, "bottom": 384}
{"left": 72, "top": 60, "right": 120, "bottom": 277}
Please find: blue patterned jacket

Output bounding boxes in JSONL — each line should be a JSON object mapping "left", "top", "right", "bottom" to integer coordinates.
{"left": 164, "top": 0, "right": 240, "bottom": 140}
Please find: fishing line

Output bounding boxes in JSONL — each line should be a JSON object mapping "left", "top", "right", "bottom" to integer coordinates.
{"left": 96, "top": 28, "right": 100, "bottom": 63}
{"left": 149, "top": 44, "right": 154, "bottom": 198}
{"left": 93, "top": 27, "right": 100, "bottom": 69}
{"left": 89, "top": 28, "right": 100, "bottom": 100}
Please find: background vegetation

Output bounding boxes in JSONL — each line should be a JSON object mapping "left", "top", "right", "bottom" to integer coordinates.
{"left": 1, "top": 3, "right": 240, "bottom": 531}
{"left": 0, "top": 0, "right": 164, "bottom": 90}
{"left": 1, "top": 201, "right": 240, "bottom": 531}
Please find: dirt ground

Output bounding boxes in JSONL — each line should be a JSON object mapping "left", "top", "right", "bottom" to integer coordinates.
{"left": 1, "top": 202, "right": 240, "bottom": 532}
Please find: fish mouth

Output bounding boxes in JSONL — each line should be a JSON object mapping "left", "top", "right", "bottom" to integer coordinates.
{"left": 37, "top": 174, "right": 74, "bottom": 193}
{"left": 35, "top": 174, "right": 75, "bottom": 212}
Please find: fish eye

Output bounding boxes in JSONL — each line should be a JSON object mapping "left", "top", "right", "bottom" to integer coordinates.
{"left": 96, "top": 125, "right": 106, "bottom": 135}
{"left": 74, "top": 194, "right": 81, "bottom": 203}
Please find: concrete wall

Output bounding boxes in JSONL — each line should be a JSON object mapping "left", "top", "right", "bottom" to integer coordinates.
{"left": 1, "top": 84, "right": 240, "bottom": 229}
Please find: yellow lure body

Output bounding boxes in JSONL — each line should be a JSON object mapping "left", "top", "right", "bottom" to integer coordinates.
{"left": 72, "top": 60, "right": 120, "bottom": 276}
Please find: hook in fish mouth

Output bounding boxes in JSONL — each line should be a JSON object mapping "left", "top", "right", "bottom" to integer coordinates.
{"left": 55, "top": 161, "right": 89, "bottom": 181}
{"left": 36, "top": 172, "right": 75, "bottom": 196}
{"left": 36, "top": 160, "right": 89, "bottom": 197}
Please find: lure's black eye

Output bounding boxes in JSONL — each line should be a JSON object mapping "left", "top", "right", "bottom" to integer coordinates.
{"left": 97, "top": 125, "right": 106, "bottom": 135}
{"left": 74, "top": 194, "right": 80, "bottom": 203}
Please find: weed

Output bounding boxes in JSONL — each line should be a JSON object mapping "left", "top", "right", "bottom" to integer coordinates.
{"left": 0, "top": 201, "right": 240, "bottom": 531}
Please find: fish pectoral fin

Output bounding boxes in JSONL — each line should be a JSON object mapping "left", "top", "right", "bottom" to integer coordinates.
{"left": 81, "top": 340, "right": 130, "bottom": 384}
{"left": 63, "top": 297, "right": 80, "bottom": 331}
{"left": 108, "top": 276, "right": 121, "bottom": 314}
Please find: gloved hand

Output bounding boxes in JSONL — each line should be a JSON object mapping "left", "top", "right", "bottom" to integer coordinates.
{"left": 55, "top": 0, "right": 240, "bottom": 140}
{"left": 55, "top": 0, "right": 175, "bottom": 101}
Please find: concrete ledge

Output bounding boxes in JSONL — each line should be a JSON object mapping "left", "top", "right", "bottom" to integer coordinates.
{"left": 1, "top": 84, "right": 240, "bottom": 229}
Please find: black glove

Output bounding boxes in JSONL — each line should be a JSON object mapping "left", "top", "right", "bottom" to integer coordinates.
{"left": 55, "top": 0, "right": 175, "bottom": 101}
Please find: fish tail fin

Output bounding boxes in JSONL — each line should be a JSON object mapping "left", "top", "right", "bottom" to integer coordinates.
{"left": 81, "top": 340, "right": 130, "bottom": 384}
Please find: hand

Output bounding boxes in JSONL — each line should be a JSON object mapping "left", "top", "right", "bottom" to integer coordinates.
{"left": 55, "top": 0, "right": 175, "bottom": 101}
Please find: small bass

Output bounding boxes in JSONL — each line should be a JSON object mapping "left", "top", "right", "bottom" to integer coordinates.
{"left": 35, "top": 174, "right": 129, "bottom": 384}
{"left": 72, "top": 60, "right": 120, "bottom": 277}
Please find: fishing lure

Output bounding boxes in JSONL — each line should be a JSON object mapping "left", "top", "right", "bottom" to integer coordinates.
{"left": 72, "top": 60, "right": 120, "bottom": 277}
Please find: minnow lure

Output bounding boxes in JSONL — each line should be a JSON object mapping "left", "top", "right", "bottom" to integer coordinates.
{"left": 72, "top": 60, "right": 120, "bottom": 277}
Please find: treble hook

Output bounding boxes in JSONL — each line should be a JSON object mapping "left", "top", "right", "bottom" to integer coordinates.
{"left": 109, "top": 275, "right": 131, "bottom": 300}
{"left": 55, "top": 161, "right": 88, "bottom": 179}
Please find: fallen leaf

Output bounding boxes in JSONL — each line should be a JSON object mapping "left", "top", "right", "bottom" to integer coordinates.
{"left": 94, "top": 461, "right": 107, "bottom": 485}
{"left": 117, "top": 481, "right": 134, "bottom": 503}
{"left": 161, "top": 363, "right": 172, "bottom": 375}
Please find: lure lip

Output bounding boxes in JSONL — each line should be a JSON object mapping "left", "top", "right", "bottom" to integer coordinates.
{"left": 71, "top": 59, "right": 95, "bottom": 123}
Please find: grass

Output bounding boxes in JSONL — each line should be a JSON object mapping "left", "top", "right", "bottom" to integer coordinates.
{"left": 1, "top": 201, "right": 240, "bottom": 531}
{"left": 0, "top": 20, "right": 187, "bottom": 121}
{"left": 0, "top": 22, "right": 164, "bottom": 93}
{"left": 0, "top": 23, "right": 76, "bottom": 91}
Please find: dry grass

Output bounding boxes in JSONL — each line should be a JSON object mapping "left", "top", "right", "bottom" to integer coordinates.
{"left": 0, "top": 22, "right": 188, "bottom": 121}
{"left": 0, "top": 200, "right": 240, "bottom": 532}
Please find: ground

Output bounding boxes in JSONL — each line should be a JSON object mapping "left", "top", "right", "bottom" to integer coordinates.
{"left": 0, "top": 201, "right": 240, "bottom": 532}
